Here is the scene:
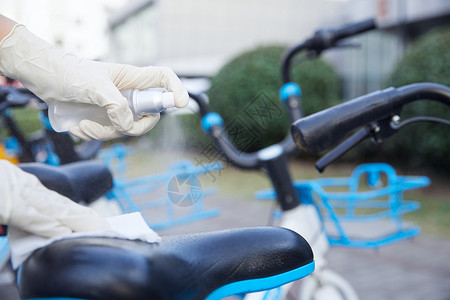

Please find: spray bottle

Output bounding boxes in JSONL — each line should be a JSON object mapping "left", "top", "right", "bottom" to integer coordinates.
{"left": 48, "top": 88, "right": 175, "bottom": 132}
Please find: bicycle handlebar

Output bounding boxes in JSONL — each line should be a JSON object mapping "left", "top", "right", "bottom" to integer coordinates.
{"left": 190, "top": 93, "right": 300, "bottom": 210}
{"left": 324, "top": 18, "right": 376, "bottom": 49}
{"left": 206, "top": 116, "right": 261, "bottom": 169}
{"left": 291, "top": 82, "right": 450, "bottom": 153}
{"left": 191, "top": 93, "right": 298, "bottom": 169}
{"left": 189, "top": 94, "right": 257, "bottom": 169}
{"left": 282, "top": 18, "right": 376, "bottom": 83}
{"left": 188, "top": 19, "right": 376, "bottom": 209}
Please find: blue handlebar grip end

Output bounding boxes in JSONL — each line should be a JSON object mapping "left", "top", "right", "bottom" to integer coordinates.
{"left": 280, "top": 82, "right": 301, "bottom": 102}
{"left": 201, "top": 112, "right": 224, "bottom": 133}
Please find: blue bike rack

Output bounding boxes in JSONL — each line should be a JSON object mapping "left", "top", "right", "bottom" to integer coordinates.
{"left": 256, "top": 163, "right": 430, "bottom": 248}
{"left": 99, "top": 144, "right": 222, "bottom": 230}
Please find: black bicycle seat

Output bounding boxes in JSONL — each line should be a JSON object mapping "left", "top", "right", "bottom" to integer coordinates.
{"left": 19, "top": 160, "right": 113, "bottom": 204}
{"left": 18, "top": 227, "right": 314, "bottom": 300}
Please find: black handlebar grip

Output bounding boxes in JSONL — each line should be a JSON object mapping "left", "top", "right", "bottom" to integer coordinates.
{"left": 292, "top": 82, "right": 450, "bottom": 153}
{"left": 333, "top": 18, "right": 376, "bottom": 41}
{"left": 310, "top": 18, "right": 377, "bottom": 52}
{"left": 282, "top": 18, "right": 377, "bottom": 82}
{"left": 291, "top": 87, "right": 402, "bottom": 153}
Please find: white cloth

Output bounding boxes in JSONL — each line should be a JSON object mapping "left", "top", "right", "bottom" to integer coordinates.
{"left": 9, "top": 212, "right": 161, "bottom": 269}
{"left": 0, "top": 24, "right": 189, "bottom": 141}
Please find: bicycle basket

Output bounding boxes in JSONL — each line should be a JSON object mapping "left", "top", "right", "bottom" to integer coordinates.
{"left": 297, "top": 163, "right": 429, "bottom": 248}
{"left": 256, "top": 163, "right": 429, "bottom": 248}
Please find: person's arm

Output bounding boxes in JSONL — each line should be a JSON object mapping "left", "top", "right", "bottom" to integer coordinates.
{"left": 0, "top": 160, "right": 110, "bottom": 238}
{"left": 0, "top": 14, "right": 189, "bottom": 141}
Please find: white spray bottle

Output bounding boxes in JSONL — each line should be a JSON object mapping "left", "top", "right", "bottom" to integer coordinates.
{"left": 48, "top": 88, "right": 175, "bottom": 132}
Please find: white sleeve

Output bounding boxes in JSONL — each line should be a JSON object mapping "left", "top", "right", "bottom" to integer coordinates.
{"left": 0, "top": 159, "right": 110, "bottom": 237}
{"left": 0, "top": 160, "right": 21, "bottom": 225}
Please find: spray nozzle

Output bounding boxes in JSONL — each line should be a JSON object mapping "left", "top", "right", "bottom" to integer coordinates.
{"left": 133, "top": 88, "right": 175, "bottom": 116}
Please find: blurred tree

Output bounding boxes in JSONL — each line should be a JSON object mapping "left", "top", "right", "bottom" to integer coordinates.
{"left": 208, "top": 45, "right": 340, "bottom": 153}
{"left": 383, "top": 25, "right": 450, "bottom": 172}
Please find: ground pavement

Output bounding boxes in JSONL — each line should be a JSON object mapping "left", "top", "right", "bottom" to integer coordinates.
{"left": 1, "top": 191, "right": 449, "bottom": 299}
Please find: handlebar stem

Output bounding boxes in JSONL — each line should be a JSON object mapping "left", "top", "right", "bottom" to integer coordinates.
{"left": 281, "top": 18, "right": 376, "bottom": 84}
{"left": 262, "top": 155, "right": 300, "bottom": 211}
{"left": 280, "top": 82, "right": 304, "bottom": 122}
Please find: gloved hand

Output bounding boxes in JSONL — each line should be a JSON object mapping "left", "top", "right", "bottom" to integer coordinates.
{"left": 0, "top": 160, "right": 110, "bottom": 238}
{"left": 0, "top": 24, "right": 189, "bottom": 141}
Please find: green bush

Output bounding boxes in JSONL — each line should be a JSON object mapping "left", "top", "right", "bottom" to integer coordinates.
{"left": 384, "top": 25, "right": 450, "bottom": 172}
{"left": 0, "top": 108, "right": 42, "bottom": 139}
{"left": 208, "top": 45, "right": 340, "bottom": 153}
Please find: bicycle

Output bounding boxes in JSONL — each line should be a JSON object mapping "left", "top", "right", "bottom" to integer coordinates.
{"left": 189, "top": 18, "right": 384, "bottom": 300}
{"left": 290, "top": 81, "right": 450, "bottom": 298}
{"left": 6, "top": 160, "right": 315, "bottom": 300}
{"left": 4, "top": 19, "right": 442, "bottom": 300}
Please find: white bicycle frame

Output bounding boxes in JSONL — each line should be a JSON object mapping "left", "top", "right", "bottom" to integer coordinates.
{"left": 244, "top": 204, "right": 359, "bottom": 300}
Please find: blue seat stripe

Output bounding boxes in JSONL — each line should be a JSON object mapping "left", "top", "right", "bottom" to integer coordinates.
{"left": 205, "top": 260, "right": 315, "bottom": 300}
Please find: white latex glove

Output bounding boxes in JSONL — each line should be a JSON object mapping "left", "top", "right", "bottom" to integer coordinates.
{"left": 0, "top": 24, "right": 189, "bottom": 141}
{"left": 0, "top": 160, "right": 110, "bottom": 238}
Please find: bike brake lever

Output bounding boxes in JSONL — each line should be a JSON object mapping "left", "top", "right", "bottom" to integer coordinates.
{"left": 315, "top": 126, "right": 372, "bottom": 173}
{"left": 315, "top": 115, "right": 403, "bottom": 172}
{"left": 333, "top": 40, "right": 361, "bottom": 49}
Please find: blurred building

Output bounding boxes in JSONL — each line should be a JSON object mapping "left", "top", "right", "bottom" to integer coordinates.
{"left": 108, "top": 0, "right": 450, "bottom": 98}
{"left": 0, "top": 0, "right": 127, "bottom": 59}
{"left": 2, "top": 0, "right": 449, "bottom": 98}
{"left": 330, "top": 0, "right": 450, "bottom": 98}
{"left": 108, "top": 0, "right": 344, "bottom": 76}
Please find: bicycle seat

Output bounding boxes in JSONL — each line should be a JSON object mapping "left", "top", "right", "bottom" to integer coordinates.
{"left": 19, "top": 160, "right": 113, "bottom": 204}
{"left": 18, "top": 227, "right": 314, "bottom": 300}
